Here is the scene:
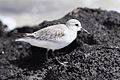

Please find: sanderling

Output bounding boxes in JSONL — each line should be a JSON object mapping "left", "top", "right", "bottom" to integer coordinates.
{"left": 15, "top": 19, "right": 89, "bottom": 65}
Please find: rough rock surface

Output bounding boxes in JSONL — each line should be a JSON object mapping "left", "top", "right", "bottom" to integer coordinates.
{"left": 0, "top": 8, "right": 120, "bottom": 80}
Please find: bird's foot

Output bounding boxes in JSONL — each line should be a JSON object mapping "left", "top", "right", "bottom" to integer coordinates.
{"left": 59, "top": 62, "right": 68, "bottom": 66}
{"left": 54, "top": 57, "right": 69, "bottom": 66}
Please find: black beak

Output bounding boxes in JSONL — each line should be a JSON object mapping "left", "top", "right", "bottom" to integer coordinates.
{"left": 81, "top": 28, "right": 90, "bottom": 34}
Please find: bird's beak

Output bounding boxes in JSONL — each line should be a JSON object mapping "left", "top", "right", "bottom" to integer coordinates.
{"left": 81, "top": 28, "right": 90, "bottom": 34}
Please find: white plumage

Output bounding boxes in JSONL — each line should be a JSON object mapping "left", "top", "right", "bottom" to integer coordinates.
{"left": 16, "top": 19, "right": 89, "bottom": 65}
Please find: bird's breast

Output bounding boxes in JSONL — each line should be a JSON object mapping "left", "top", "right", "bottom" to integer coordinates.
{"left": 64, "top": 30, "right": 77, "bottom": 43}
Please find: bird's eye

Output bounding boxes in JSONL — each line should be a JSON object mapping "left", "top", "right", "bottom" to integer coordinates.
{"left": 75, "top": 24, "right": 79, "bottom": 26}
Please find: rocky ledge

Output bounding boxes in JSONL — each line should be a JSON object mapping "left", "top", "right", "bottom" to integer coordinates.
{"left": 0, "top": 8, "right": 120, "bottom": 80}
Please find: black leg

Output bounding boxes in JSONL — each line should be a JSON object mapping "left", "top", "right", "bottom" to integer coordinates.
{"left": 46, "top": 49, "right": 49, "bottom": 62}
{"left": 51, "top": 50, "right": 68, "bottom": 65}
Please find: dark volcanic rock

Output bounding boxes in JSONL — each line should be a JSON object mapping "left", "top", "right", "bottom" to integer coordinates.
{"left": 0, "top": 8, "right": 120, "bottom": 80}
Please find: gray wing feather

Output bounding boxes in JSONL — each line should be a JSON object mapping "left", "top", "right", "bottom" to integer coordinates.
{"left": 32, "top": 24, "right": 66, "bottom": 41}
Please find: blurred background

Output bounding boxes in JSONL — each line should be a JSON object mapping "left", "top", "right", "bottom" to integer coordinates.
{"left": 0, "top": 0, "right": 120, "bottom": 31}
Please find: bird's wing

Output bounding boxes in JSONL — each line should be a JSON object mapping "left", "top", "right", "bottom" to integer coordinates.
{"left": 30, "top": 24, "right": 67, "bottom": 41}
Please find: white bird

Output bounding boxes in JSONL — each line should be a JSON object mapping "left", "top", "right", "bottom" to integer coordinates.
{"left": 15, "top": 19, "right": 89, "bottom": 65}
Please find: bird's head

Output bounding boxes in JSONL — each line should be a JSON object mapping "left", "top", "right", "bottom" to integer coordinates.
{"left": 66, "top": 19, "right": 89, "bottom": 34}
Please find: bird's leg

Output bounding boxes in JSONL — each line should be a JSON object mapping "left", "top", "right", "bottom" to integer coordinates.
{"left": 45, "top": 49, "right": 49, "bottom": 62}
{"left": 52, "top": 50, "right": 68, "bottom": 66}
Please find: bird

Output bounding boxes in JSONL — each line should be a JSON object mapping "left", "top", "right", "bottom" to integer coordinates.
{"left": 15, "top": 19, "right": 89, "bottom": 65}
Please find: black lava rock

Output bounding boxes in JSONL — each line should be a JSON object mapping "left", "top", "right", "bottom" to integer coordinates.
{"left": 0, "top": 8, "right": 120, "bottom": 80}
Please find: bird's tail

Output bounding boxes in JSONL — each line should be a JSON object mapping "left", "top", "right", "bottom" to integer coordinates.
{"left": 13, "top": 32, "right": 27, "bottom": 37}
{"left": 15, "top": 38, "right": 27, "bottom": 42}
{"left": 13, "top": 32, "right": 34, "bottom": 38}
{"left": 13, "top": 32, "right": 35, "bottom": 42}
